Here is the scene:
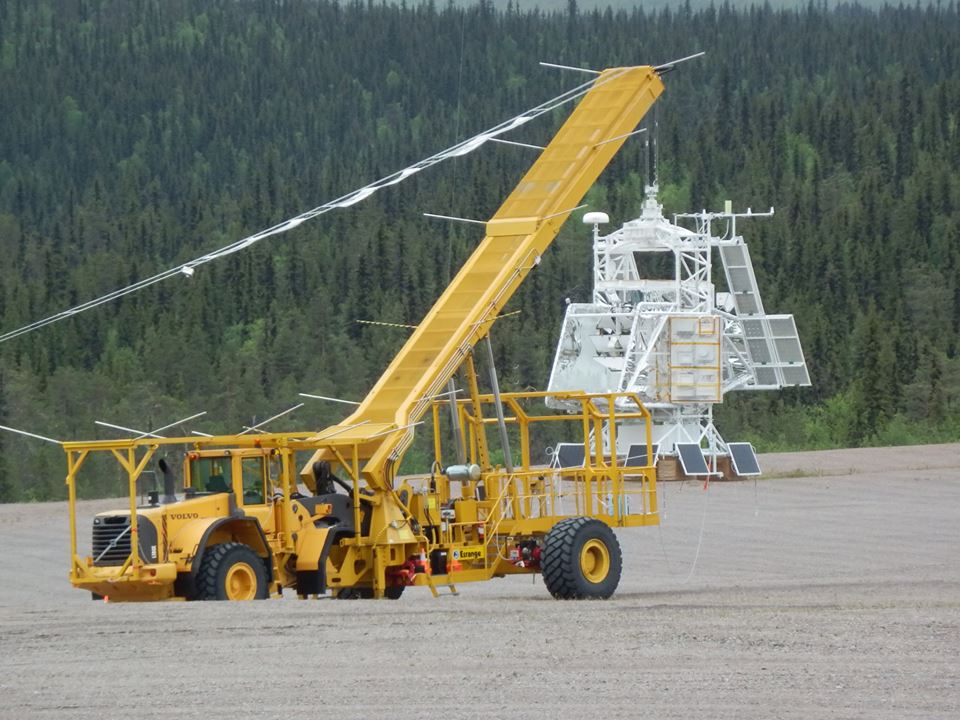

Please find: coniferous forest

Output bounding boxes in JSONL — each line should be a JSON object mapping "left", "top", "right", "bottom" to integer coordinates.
{"left": 0, "top": 0, "right": 958, "bottom": 501}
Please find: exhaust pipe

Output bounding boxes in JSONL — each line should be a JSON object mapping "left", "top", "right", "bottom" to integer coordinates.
{"left": 158, "top": 458, "right": 177, "bottom": 504}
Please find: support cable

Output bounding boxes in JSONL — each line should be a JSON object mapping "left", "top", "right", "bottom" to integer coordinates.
{"left": 0, "top": 71, "right": 624, "bottom": 345}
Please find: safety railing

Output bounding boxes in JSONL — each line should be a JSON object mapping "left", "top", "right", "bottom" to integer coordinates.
{"left": 429, "top": 390, "right": 658, "bottom": 537}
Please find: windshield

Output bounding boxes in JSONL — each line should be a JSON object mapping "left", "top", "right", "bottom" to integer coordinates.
{"left": 241, "top": 457, "right": 266, "bottom": 504}
{"left": 190, "top": 457, "right": 231, "bottom": 494}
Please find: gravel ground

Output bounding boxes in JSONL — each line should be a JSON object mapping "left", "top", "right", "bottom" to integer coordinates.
{"left": 1, "top": 444, "right": 958, "bottom": 719}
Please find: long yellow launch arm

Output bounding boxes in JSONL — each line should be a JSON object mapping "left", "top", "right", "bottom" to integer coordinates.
{"left": 303, "top": 66, "right": 664, "bottom": 488}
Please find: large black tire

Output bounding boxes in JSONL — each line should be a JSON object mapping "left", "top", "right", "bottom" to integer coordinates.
{"left": 196, "top": 542, "right": 269, "bottom": 601}
{"left": 335, "top": 587, "right": 367, "bottom": 599}
{"left": 335, "top": 585, "right": 404, "bottom": 600}
{"left": 542, "top": 517, "right": 622, "bottom": 599}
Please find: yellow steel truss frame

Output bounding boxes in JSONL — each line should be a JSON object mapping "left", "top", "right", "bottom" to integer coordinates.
{"left": 63, "top": 64, "right": 667, "bottom": 599}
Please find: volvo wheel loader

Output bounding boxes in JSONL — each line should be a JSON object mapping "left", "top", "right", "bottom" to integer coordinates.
{"left": 65, "top": 65, "right": 666, "bottom": 601}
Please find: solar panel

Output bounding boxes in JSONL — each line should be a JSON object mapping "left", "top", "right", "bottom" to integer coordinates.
{"left": 624, "top": 443, "right": 659, "bottom": 467}
{"left": 728, "top": 442, "right": 761, "bottom": 476}
{"left": 736, "top": 295, "right": 761, "bottom": 315}
{"left": 736, "top": 314, "right": 811, "bottom": 388}
{"left": 554, "top": 443, "right": 585, "bottom": 469}
{"left": 742, "top": 319, "right": 766, "bottom": 338}
{"left": 728, "top": 267, "right": 752, "bottom": 290}
{"left": 775, "top": 337, "right": 805, "bottom": 364}
{"left": 781, "top": 366, "right": 811, "bottom": 385}
{"left": 676, "top": 443, "right": 710, "bottom": 475}
{"left": 754, "top": 367, "right": 778, "bottom": 386}
{"left": 768, "top": 317, "right": 797, "bottom": 335}
{"left": 747, "top": 338, "right": 773, "bottom": 363}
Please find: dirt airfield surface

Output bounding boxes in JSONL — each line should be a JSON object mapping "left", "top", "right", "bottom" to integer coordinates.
{"left": 1, "top": 444, "right": 958, "bottom": 719}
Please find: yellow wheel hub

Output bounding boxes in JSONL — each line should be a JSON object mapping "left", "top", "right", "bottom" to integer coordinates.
{"left": 224, "top": 562, "right": 257, "bottom": 600}
{"left": 579, "top": 539, "right": 610, "bottom": 584}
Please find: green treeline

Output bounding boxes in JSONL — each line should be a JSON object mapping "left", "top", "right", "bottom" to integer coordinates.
{"left": 0, "top": 0, "right": 958, "bottom": 501}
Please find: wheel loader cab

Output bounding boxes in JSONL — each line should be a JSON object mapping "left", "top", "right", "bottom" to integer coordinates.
{"left": 179, "top": 449, "right": 280, "bottom": 591}
{"left": 239, "top": 456, "right": 267, "bottom": 505}
{"left": 187, "top": 455, "right": 231, "bottom": 494}
{"left": 185, "top": 451, "right": 276, "bottom": 503}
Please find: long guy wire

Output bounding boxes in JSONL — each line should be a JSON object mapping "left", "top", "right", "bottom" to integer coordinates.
{"left": 0, "top": 70, "right": 624, "bottom": 345}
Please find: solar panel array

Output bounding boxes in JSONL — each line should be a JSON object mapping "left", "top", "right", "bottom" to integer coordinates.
{"left": 720, "top": 244, "right": 766, "bottom": 316}
{"left": 719, "top": 243, "right": 811, "bottom": 390}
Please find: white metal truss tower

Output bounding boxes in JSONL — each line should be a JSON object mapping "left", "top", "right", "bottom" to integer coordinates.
{"left": 546, "top": 185, "right": 810, "bottom": 473}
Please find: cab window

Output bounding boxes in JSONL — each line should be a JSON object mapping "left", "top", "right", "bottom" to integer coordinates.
{"left": 190, "top": 457, "right": 231, "bottom": 494}
{"left": 241, "top": 457, "right": 266, "bottom": 505}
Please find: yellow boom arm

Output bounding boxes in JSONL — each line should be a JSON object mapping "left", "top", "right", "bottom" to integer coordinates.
{"left": 303, "top": 66, "right": 665, "bottom": 489}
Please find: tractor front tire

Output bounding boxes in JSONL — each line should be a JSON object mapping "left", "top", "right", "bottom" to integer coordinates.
{"left": 197, "top": 542, "right": 269, "bottom": 601}
{"left": 542, "top": 517, "right": 622, "bottom": 599}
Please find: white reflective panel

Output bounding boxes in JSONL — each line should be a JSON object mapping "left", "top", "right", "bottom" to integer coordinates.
{"left": 671, "top": 318, "right": 698, "bottom": 336}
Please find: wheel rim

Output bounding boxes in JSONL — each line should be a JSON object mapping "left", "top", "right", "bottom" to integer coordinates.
{"left": 579, "top": 539, "right": 610, "bottom": 584}
{"left": 224, "top": 562, "right": 257, "bottom": 600}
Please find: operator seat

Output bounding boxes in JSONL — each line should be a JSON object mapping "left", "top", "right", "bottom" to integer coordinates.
{"left": 207, "top": 474, "right": 229, "bottom": 493}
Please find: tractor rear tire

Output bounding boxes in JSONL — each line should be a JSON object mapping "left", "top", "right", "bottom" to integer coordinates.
{"left": 542, "top": 517, "right": 622, "bottom": 599}
{"left": 335, "top": 585, "right": 404, "bottom": 599}
{"left": 335, "top": 587, "right": 365, "bottom": 599}
{"left": 196, "top": 542, "right": 269, "bottom": 601}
